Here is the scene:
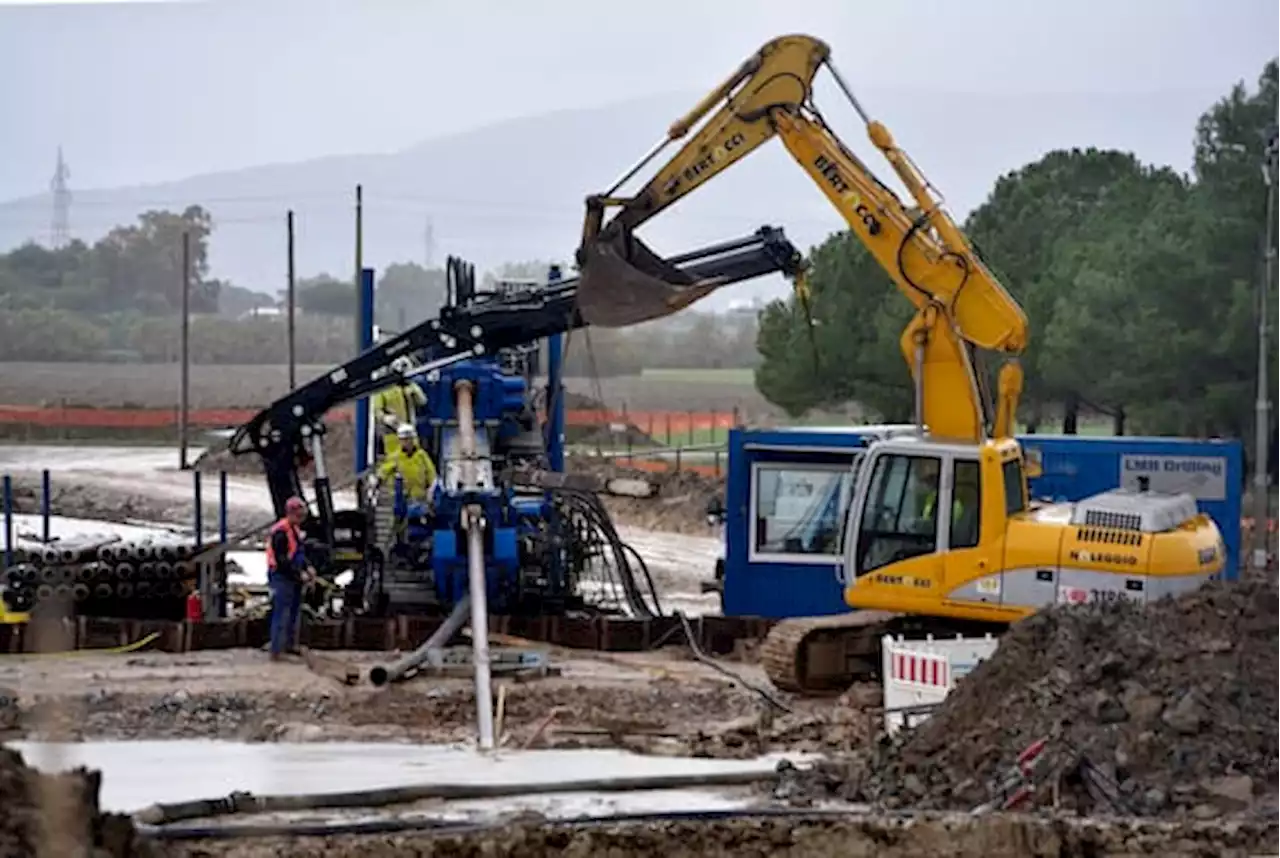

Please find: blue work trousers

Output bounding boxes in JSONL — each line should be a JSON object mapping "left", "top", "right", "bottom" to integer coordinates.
{"left": 268, "top": 571, "right": 302, "bottom": 655}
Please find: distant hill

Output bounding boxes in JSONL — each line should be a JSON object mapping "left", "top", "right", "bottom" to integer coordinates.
{"left": 0, "top": 87, "right": 1221, "bottom": 309}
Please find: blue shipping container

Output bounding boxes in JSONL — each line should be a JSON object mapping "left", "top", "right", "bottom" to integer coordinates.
{"left": 721, "top": 428, "right": 1243, "bottom": 619}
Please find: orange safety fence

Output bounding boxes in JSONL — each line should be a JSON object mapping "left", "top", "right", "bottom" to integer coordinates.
{"left": 0, "top": 404, "right": 353, "bottom": 428}
{"left": 0, "top": 403, "right": 741, "bottom": 433}
{"left": 563, "top": 409, "right": 739, "bottom": 433}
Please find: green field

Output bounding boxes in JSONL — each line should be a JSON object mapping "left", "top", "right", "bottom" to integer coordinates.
{"left": 638, "top": 367, "right": 756, "bottom": 385}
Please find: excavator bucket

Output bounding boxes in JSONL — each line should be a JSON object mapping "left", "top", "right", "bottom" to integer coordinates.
{"left": 576, "top": 233, "right": 728, "bottom": 327}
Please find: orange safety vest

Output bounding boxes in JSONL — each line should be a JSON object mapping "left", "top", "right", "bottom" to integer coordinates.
{"left": 265, "top": 518, "right": 303, "bottom": 571}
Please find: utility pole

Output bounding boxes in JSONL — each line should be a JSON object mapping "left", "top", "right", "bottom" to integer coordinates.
{"left": 178, "top": 231, "right": 191, "bottom": 470}
{"left": 354, "top": 184, "right": 364, "bottom": 355}
{"left": 49, "top": 147, "right": 71, "bottom": 249}
{"left": 287, "top": 210, "right": 297, "bottom": 390}
{"left": 1252, "top": 132, "right": 1277, "bottom": 571}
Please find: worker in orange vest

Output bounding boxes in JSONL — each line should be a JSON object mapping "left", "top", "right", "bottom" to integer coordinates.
{"left": 266, "top": 496, "right": 314, "bottom": 660}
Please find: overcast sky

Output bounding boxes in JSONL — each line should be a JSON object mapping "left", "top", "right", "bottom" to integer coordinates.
{"left": 1, "top": 0, "right": 1277, "bottom": 202}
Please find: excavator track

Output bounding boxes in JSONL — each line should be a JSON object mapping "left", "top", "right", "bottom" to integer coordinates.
{"left": 760, "top": 611, "right": 900, "bottom": 695}
{"left": 761, "top": 612, "right": 1009, "bottom": 695}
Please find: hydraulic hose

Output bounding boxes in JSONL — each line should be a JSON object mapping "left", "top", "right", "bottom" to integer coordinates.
{"left": 133, "top": 768, "right": 784, "bottom": 826}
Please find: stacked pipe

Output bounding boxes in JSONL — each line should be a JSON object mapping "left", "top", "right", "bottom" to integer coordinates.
{"left": 2, "top": 539, "right": 210, "bottom": 621}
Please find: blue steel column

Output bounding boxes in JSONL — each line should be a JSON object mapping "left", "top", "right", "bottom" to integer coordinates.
{"left": 546, "top": 263, "right": 565, "bottom": 473}
{"left": 355, "top": 267, "right": 376, "bottom": 478}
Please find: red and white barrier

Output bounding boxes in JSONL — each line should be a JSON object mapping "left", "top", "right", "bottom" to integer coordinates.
{"left": 881, "top": 633, "right": 1000, "bottom": 736}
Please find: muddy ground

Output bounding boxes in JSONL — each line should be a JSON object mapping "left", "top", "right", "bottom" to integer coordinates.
{"left": 152, "top": 812, "right": 1280, "bottom": 858}
{"left": 0, "top": 647, "right": 877, "bottom": 759}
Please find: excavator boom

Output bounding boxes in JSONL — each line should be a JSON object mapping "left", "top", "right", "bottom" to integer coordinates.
{"left": 575, "top": 33, "right": 1029, "bottom": 442}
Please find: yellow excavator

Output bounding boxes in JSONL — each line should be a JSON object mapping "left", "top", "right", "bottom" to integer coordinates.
{"left": 574, "top": 34, "right": 1227, "bottom": 695}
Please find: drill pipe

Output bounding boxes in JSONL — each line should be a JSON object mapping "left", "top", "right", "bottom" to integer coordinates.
{"left": 93, "top": 583, "right": 113, "bottom": 600}
{"left": 368, "top": 595, "right": 472, "bottom": 687}
{"left": 174, "top": 561, "right": 195, "bottom": 579}
{"left": 114, "top": 563, "right": 134, "bottom": 580}
{"left": 72, "top": 584, "right": 90, "bottom": 601}
{"left": 154, "top": 562, "right": 173, "bottom": 581}
{"left": 116, "top": 582, "right": 133, "bottom": 599}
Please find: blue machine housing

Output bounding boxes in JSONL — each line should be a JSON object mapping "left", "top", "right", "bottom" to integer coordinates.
{"left": 380, "top": 345, "right": 563, "bottom": 614}
{"left": 721, "top": 427, "right": 1244, "bottom": 619}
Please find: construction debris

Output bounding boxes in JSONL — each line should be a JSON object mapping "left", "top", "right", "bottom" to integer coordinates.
{"left": 776, "top": 578, "right": 1279, "bottom": 819}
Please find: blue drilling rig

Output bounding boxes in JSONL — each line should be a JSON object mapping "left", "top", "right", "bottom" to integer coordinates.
{"left": 229, "top": 227, "right": 805, "bottom": 621}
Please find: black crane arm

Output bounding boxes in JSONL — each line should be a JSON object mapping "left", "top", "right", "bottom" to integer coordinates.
{"left": 229, "top": 225, "right": 805, "bottom": 519}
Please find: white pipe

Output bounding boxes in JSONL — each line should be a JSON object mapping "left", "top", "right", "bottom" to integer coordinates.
{"left": 453, "top": 379, "right": 493, "bottom": 749}
{"left": 465, "top": 506, "right": 495, "bottom": 751}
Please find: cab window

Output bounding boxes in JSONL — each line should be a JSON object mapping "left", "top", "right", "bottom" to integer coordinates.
{"left": 950, "top": 459, "right": 981, "bottom": 549}
{"left": 1003, "top": 458, "right": 1027, "bottom": 516}
{"left": 751, "top": 464, "right": 854, "bottom": 561}
{"left": 856, "top": 454, "right": 941, "bottom": 574}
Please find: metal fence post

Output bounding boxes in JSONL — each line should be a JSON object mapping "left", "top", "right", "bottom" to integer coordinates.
{"left": 41, "top": 469, "right": 51, "bottom": 544}
{"left": 193, "top": 470, "right": 203, "bottom": 549}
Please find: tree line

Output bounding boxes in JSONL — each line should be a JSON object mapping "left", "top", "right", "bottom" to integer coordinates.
{"left": 756, "top": 59, "right": 1278, "bottom": 446}
{"left": 0, "top": 211, "right": 764, "bottom": 369}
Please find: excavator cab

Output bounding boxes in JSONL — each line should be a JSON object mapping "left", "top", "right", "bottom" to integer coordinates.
{"left": 839, "top": 436, "right": 1028, "bottom": 618}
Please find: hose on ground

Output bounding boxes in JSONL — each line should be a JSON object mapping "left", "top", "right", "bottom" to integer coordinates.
{"left": 674, "top": 611, "right": 791, "bottom": 714}
{"left": 132, "top": 768, "right": 782, "bottom": 826}
{"left": 138, "top": 807, "right": 875, "bottom": 842}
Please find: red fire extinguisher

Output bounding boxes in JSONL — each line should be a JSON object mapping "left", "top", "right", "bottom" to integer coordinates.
{"left": 186, "top": 591, "right": 203, "bottom": 622}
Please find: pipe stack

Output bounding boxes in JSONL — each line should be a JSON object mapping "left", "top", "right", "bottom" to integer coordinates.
{"left": 2, "top": 539, "right": 211, "bottom": 621}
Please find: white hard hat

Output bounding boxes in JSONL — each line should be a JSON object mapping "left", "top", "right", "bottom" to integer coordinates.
{"left": 397, "top": 423, "right": 418, "bottom": 440}
{"left": 391, "top": 357, "right": 412, "bottom": 374}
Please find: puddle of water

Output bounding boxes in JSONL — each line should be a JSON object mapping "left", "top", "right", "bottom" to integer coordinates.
{"left": 9, "top": 740, "right": 800, "bottom": 815}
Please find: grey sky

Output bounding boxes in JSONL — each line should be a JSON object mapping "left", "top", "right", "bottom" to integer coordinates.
{"left": 1, "top": 0, "right": 1276, "bottom": 200}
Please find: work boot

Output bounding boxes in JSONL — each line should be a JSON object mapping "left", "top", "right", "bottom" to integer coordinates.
{"left": 269, "top": 652, "right": 283, "bottom": 663}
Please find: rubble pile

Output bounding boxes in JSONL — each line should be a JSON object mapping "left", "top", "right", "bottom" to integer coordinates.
{"left": 0, "top": 745, "right": 144, "bottom": 857}
{"left": 795, "top": 579, "right": 1279, "bottom": 818}
{"left": 690, "top": 686, "right": 883, "bottom": 759}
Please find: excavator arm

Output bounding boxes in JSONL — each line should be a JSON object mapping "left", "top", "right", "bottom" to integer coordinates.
{"left": 576, "top": 33, "right": 1029, "bottom": 442}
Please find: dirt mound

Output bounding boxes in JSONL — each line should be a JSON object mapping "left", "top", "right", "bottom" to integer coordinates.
{"left": 195, "top": 421, "right": 356, "bottom": 481}
{"left": 570, "top": 456, "right": 723, "bottom": 535}
{"left": 0, "top": 744, "right": 146, "bottom": 857}
{"left": 790, "top": 578, "right": 1279, "bottom": 819}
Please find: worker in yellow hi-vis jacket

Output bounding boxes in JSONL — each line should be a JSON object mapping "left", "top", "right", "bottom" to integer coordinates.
{"left": 377, "top": 424, "right": 438, "bottom": 503}
{"left": 372, "top": 357, "right": 426, "bottom": 457}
